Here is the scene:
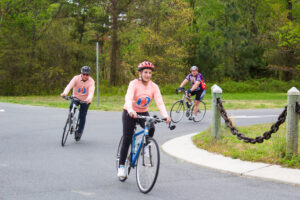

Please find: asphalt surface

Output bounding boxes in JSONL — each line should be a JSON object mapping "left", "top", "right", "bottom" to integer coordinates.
{"left": 0, "top": 102, "right": 299, "bottom": 200}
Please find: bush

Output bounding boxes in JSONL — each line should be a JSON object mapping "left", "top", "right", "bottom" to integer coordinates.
{"left": 215, "top": 78, "right": 300, "bottom": 93}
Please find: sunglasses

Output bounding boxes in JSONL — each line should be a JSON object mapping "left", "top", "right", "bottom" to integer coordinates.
{"left": 82, "top": 73, "right": 90, "bottom": 76}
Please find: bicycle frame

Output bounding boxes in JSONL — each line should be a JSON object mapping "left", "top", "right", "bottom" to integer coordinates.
{"left": 65, "top": 96, "right": 85, "bottom": 133}
{"left": 179, "top": 92, "right": 194, "bottom": 111}
{"left": 130, "top": 125, "right": 150, "bottom": 168}
{"left": 127, "top": 114, "right": 176, "bottom": 168}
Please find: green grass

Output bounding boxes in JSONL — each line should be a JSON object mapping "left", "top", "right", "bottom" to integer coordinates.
{"left": 0, "top": 92, "right": 288, "bottom": 111}
{"left": 192, "top": 123, "right": 300, "bottom": 168}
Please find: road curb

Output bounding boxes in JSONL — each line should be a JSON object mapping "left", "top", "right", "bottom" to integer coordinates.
{"left": 162, "top": 133, "right": 300, "bottom": 186}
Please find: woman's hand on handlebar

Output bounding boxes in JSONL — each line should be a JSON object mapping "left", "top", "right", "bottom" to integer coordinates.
{"left": 85, "top": 97, "right": 92, "bottom": 104}
{"left": 165, "top": 116, "right": 171, "bottom": 124}
{"left": 129, "top": 111, "right": 138, "bottom": 118}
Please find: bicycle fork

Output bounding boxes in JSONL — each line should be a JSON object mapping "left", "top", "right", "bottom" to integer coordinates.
{"left": 142, "top": 128, "right": 153, "bottom": 167}
{"left": 71, "top": 107, "right": 78, "bottom": 133}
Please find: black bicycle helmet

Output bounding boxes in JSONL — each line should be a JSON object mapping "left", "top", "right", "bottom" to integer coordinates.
{"left": 81, "top": 66, "right": 91, "bottom": 74}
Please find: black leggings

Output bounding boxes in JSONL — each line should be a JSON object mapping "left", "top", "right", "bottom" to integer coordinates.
{"left": 119, "top": 109, "right": 155, "bottom": 165}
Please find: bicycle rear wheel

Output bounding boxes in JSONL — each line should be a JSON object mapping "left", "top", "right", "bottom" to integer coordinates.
{"left": 61, "top": 114, "right": 71, "bottom": 146}
{"left": 170, "top": 100, "right": 185, "bottom": 123}
{"left": 192, "top": 101, "right": 206, "bottom": 122}
{"left": 116, "top": 136, "right": 131, "bottom": 182}
{"left": 136, "top": 138, "right": 160, "bottom": 193}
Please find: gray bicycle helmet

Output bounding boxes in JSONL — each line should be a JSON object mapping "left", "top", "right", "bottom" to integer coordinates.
{"left": 81, "top": 66, "right": 91, "bottom": 74}
{"left": 190, "top": 66, "right": 198, "bottom": 71}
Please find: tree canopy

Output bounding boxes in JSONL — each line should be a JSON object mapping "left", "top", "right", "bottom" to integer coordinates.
{"left": 0, "top": 0, "right": 299, "bottom": 95}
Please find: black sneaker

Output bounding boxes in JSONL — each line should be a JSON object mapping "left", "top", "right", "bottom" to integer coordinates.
{"left": 75, "top": 131, "right": 81, "bottom": 141}
{"left": 75, "top": 135, "right": 81, "bottom": 141}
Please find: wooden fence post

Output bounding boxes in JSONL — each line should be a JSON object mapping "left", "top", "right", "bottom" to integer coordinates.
{"left": 211, "top": 84, "right": 223, "bottom": 140}
{"left": 286, "top": 87, "right": 300, "bottom": 157}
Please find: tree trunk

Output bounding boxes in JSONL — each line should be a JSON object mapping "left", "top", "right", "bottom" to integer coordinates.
{"left": 284, "top": 0, "right": 293, "bottom": 81}
{"left": 287, "top": 0, "right": 293, "bottom": 21}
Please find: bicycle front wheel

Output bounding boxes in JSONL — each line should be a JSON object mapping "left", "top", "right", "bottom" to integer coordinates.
{"left": 136, "top": 138, "right": 160, "bottom": 193}
{"left": 74, "top": 118, "right": 80, "bottom": 140}
{"left": 61, "top": 114, "right": 71, "bottom": 146}
{"left": 116, "top": 136, "right": 131, "bottom": 182}
{"left": 192, "top": 101, "right": 206, "bottom": 122}
{"left": 170, "top": 100, "right": 185, "bottom": 123}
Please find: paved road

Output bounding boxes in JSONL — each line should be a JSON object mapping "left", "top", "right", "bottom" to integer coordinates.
{"left": 0, "top": 102, "right": 299, "bottom": 200}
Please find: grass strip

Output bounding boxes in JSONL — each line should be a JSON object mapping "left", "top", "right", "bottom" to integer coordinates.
{"left": 192, "top": 123, "right": 300, "bottom": 168}
{"left": 0, "top": 93, "right": 288, "bottom": 111}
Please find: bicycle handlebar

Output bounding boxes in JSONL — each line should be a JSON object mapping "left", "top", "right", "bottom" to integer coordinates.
{"left": 175, "top": 87, "right": 186, "bottom": 94}
{"left": 62, "top": 96, "right": 87, "bottom": 105}
{"left": 175, "top": 88, "right": 193, "bottom": 101}
{"left": 136, "top": 115, "right": 165, "bottom": 122}
{"left": 136, "top": 115, "right": 176, "bottom": 130}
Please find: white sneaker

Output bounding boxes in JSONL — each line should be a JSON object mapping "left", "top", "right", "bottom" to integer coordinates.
{"left": 117, "top": 166, "right": 126, "bottom": 178}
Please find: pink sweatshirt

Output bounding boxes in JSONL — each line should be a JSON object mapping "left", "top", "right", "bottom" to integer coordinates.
{"left": 63, "top": 75, "right": 95, "bottom": 102}
{"left": 124, "top": 79, "right": 168, "bottom": 118}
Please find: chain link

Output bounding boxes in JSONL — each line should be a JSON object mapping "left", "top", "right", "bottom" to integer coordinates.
{"left": 216, "top": 98, "right": 287, "bottom": 144}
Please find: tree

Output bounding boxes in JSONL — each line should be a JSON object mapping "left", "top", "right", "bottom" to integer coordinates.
{"left": 0, "top": 0, "right": 63, "bottom": 95}
{"left": 103, "top": 0, "right": 134, "bottom": 86}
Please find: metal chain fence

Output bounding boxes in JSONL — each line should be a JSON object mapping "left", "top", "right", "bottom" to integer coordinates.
{"left": 216, "top": 98, "right": 287, "bottom": 144}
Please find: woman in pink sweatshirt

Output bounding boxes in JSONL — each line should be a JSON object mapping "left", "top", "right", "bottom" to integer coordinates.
{"left": 117, "top": 61, "right": 171, "bottom": 178}
{"left": 60, "top": 66, "right": 95, "bottom": 141}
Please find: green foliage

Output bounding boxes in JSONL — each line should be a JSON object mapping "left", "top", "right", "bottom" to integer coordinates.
{"left": 0, "top": 0, "right": 299, "bottom": 95}
{"left": 277, "top": 22, "right": 300, "bottom": 50}
{"left": 216, "top": 78, "right": 300, "bottom": 93}
{"left": 280, "top": 155, "right": 300, "bottom": 168}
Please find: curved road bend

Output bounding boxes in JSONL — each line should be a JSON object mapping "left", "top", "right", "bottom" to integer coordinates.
{"left": 0, "top": 102, "right": 299, "bottom": 200}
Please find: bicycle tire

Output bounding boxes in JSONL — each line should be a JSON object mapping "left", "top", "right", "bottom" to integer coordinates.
{"left": 136, "top": 138, "right": 160, "bottom": 193}
{"left": 170, "top": 100, "right": 185, "bottom": 123}
{"left": 116, "top": 136, "right": 131, "bottom": 182}
{"left": 192, "top": 101, "right": 206, "bottom": 122}
{"left": 74, "top": 118, "right": 80, "bottom": 140}
{"left": 61, "top": 114, "right": 71, "bottom": 146}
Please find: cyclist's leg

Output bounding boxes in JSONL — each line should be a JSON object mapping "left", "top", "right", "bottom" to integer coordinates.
{"left": 77, "top": 102, "right": 90, "bottom": 137}
{"left": 119, "top": 110, "right": 135, "bottom": 166}
{"left": 69, "top": 99, "right": 74, "bottom": 111}
{"left": 193, "top": 89, "right": 206, "bottom": 115}
{"left": 192, "top": 90, "right": 202, "bottom": 115}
